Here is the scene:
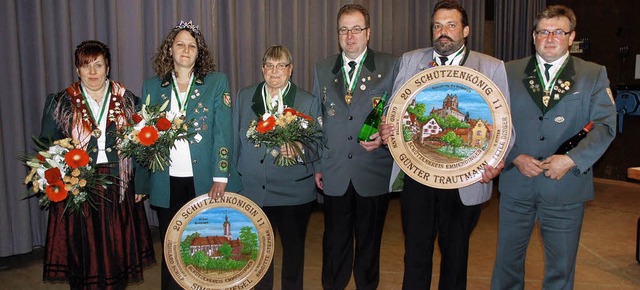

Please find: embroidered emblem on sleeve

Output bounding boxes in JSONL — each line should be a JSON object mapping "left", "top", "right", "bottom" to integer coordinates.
{"left": 218, "top": 160, "right": 229, "bottom": 172}
{"left": 219, "top": 147, "right": 229, "bottom": 159}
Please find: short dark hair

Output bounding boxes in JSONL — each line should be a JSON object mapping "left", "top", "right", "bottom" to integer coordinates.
{"left": 534, "top": 5, "right": 577, "bottom": 32}
{"left": 432, "top": 0, "right": 469, "bottom": 27}
{"left": 262, "top": 45, "right": 293, "bottom": 65}
{"left": 337, "top": 4, "right": 370, "bottom": 29}
{"left": 74, "top": 40, "right": 111, "bottom": 73}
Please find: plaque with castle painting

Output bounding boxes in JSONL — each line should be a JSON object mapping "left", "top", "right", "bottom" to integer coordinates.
{"left": 164, "top": 193, "right": 274, "bottom": 290}
{"left": 387, "top": 66, "right": 512, "bottom": 189}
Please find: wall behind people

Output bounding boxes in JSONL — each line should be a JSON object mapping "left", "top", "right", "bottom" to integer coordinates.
{"left": 213, "top": 0, "right": 486, "bottom": 97}
{"left": 0, "top": 0, "right": 487, "bottom": 257}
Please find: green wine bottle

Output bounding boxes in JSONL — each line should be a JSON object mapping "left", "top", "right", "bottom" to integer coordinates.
{"left": 358, "top": 91, "right": 388, "bottom": 142}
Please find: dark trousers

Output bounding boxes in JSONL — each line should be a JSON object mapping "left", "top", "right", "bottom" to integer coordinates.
{"left": 401, "top": 176, "right": 482, "bottom": 290}
{"left": 153, "top": 176, "right": 196, "bottom": 290}
{"left": 254, "top": 202, "right": 314, "bottom": 290}
{"left": 322, "top": 182, "right": 390, "bottom": 290}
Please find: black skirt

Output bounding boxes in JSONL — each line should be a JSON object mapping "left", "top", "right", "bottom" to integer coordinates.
{"left": 43, "top": 166, "right": 156, "bottom": 289}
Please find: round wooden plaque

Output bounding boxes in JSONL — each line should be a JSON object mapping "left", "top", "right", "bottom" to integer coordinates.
{"left": 386, "top": 66, "right": 511, "bottom": 189}
{"left": 164, "top": 192, "right": 274, "bottom": 290}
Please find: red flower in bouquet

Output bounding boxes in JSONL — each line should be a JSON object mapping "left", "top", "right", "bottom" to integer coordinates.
{"left": 138, "top": 126, "right": 159, "bottom": 146}
{"left": 44, "top": 167, "right": 62, "bottom": 184}
{"left": 115, "top": 96, "right": 195, "bottom": 172}
{"left": 284, "top": 107, "right": 312, "bottom": 121}
{"left": 64, "top": 148, "right": 90, "bottom": 169}
{"left": 246, "top": 108, "right": 322, "bottom": 166}
{"left": 257, "top": 115, "right": 277, "bottom": 133}
{"left": 45, "top": 180, "right": 68, "bottom": 202}
{"left": 156, "top": 117, "right": 172, "bottom": 131}
{"left": 21, "top": 137, "right": 112, "bottom": 212}
{"left": 132, "top": 113, "right": 143, "bottom": 124}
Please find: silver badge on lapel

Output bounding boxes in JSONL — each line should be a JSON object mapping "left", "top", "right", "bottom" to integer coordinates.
{"left": 271, "top": 149, "right": 279, "bottom": 158}
{"left": 194, "top": 133, "right": 203, "bottom": 143}
{"left": 360, "top": 84, "right": 366, "bottom": 91}
{"left": 322, "top": 87, "right": 327, "bottom": 104}
{"left": 328, "top": 102, "right": 336, "bottom": 116}
{"left": 554, "top": 116, "right": 565, "bottom": 124}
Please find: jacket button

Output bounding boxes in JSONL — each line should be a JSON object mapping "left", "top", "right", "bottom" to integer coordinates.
{"left": 539, "top": 116, "right": 543, "bottom": 121}
{"left": 348, "top": 116, "right": 353, "bottom": 120}
{"left": 539, "top": 136, "right": 545, "bottom": 141}
{"left": 260, "top": 159, "right": 264, "bottom": 164}
{"left": 348, "top": 154, "right": 353, "bottom": 159}
{"left": 192, "top": 159, "right": 198, "bottom": 164}
{"left": 262, "top": 185, "right": 265, "bottom": 189}
{"left": 348, "top": 136, "right": 353, "bottom": 140}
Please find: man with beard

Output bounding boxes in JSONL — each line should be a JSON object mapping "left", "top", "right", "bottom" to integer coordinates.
{"left": 379, "top": 1, "right": 511, "bottom": 289}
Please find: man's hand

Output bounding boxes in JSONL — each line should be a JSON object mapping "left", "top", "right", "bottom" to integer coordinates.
{"left": 208, "top": 181, "right": 227, "bottom": 200}
{"left": 315, "top": 173, "right": 324, "bottom": 190}
{"left": 479, "top": 161, "right": 505, "bottom": 183}
{"left": 541, "top": 154, "right": 576, "bottom": 180}
{"left": 513, "top": 154, "right": 545, "bottom": 177}
{"left": 360, "top": 132, "right": 382, "bottom": 152}
{"left": 379, "top": 120, "right": 394, "bottom": 145}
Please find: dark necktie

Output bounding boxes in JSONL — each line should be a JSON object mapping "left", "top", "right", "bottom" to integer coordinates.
{"left": 348, "top": 61, "right": 357, "bottom": 78}
{"left": 439, "top": 56, "right": 449, "bottom": 66}
{"left": 544, "top": 63, "right": 553, "bottom": 81}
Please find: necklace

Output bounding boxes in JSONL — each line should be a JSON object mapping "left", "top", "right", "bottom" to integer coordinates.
{"left": 262, "top": 81, "right": 290, "bottom": 114}
{"left": 171, "top": 72, "right": 195, "bottom": 115}
{"left": 80, "top": 82, "right": 111, "bottom": 138}
{"left": 343, "top": 51, "right": 367, "bottom": 105}
{"left": 535, "top": 57, "right": 568, "bottom": 108}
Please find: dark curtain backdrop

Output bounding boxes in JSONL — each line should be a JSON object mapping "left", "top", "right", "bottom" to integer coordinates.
{"left": 0, "top": 0, "right": 488, "bottom": 257}
{"left": 494, "top": 0, "right": 546, "bottom": 61}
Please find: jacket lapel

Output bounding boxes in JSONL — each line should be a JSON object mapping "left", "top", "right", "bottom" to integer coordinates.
{"left": 521, "top": 56, "right": 576, "bottom": 114}
{"left": 251, "top": 82, "right": 266, "bottom": 117}
{"left": 185, "top": 74, "right": 206, "bottom": 116}
{"left": 251, "top": 81, "right": 299, "bottom": 117}
{"left": 545, "top": 57, "right": 575, "bottom": 111}
{"left": 522, "top": 57, "right": 547, "bottom": 113}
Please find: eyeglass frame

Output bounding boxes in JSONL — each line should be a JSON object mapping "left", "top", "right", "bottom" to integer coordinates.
{"left": 535, "top": 29, "right": 573, "bottom": 37}
{"left": 263, "top": 63, "right": 291, "bottom": 71}
{"left": 337, "top": 26, "right": 369, "bottom": 35}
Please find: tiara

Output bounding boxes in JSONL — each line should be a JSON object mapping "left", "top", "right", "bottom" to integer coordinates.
{"left": 175, "top": 20, "right": 201, "bottom": 35}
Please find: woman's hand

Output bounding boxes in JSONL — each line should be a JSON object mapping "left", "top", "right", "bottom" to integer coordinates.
{"left": 208, "top": 182, "right": 227, "bottom": 200}
{"left": 135, "top": 194, "right": 147, "bottom": 203}
{"left": 280, "top": 141, "right": 303, "bottom": 158}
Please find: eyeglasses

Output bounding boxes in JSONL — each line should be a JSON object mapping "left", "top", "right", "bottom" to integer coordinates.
{"left": 338, "top": 27, "right": 368, "bottom": 35}
{"left": 535, "top": 29, "right": 572, "bottom": 37}
{"left": 263, "top": 63, "right": 290, "bottom": 70}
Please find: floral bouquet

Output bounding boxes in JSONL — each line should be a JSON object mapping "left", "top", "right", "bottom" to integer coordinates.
{"left": 22, "top": 138, "right": 112, "bottom": 212}
{"left": 246, "top": 107, "right": 321, "bottom": 166}
{"left": 116, "top": 95, "right": 194, "bottom": 172}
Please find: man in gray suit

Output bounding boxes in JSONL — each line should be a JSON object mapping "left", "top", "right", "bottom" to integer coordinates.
{"left": 312, "top": 4, "right": 397, "bottom": 290}
{"left": 491, "top": 5, "right": 616, "bottom": 290}
{"left": 380, "top": 1, "right": 509, "bottom": 289}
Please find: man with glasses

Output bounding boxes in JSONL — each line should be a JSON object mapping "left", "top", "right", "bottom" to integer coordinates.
{"left": 491, "top": 5, "right": 616, "bottom": 289}
{"left": 312, "top": 3, "right": 397, "bottom": 290}
{"left": 379, "top": 0, "right": 509, "bottom": 289}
